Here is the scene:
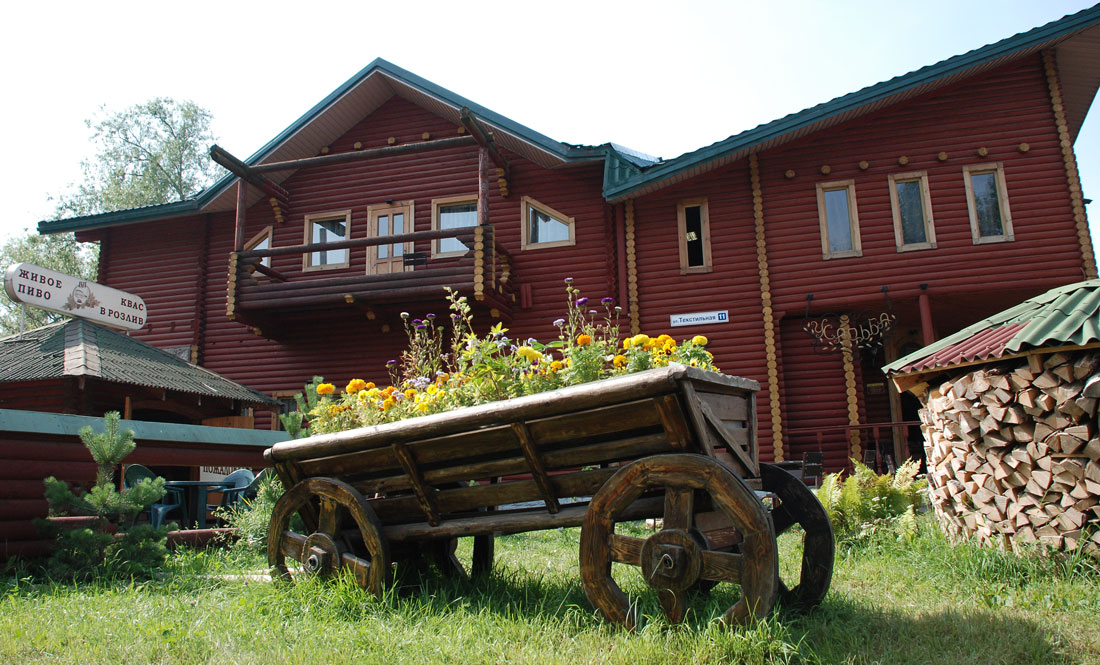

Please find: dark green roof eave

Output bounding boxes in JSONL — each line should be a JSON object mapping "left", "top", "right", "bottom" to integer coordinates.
{"left": 36, "top": 197, "right": 210, "bottom": 235}
{"left": 603, "top": 4, "right": 1100, "bottom": 201}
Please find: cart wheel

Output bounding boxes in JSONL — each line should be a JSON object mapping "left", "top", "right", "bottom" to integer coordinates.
{"left": 268, "top": 477, "right": 390, "bottom": 597}
{"left": 760, "top": 463, "right": 834, "bottom": 608}
{"left": 580, "top": 454, "right": 778, "bottom": 628}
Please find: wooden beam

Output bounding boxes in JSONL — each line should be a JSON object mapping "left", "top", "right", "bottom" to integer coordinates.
{"left": 461, "top": 108, "right": 510, "bottom": 175}
{"left": 246, "top": 136, "right": 478, "bottom": 174}
{"left": 392, "top": 442, "right": 441, "bottom": 526}
{"left": 234, "top": 181, "right": 247, "bottom": 252}
{"left": 210, "top": 145, "right": 290, "bottom": 203}
{"left": 511, "top": 422, "right": 560, "bottom": 514}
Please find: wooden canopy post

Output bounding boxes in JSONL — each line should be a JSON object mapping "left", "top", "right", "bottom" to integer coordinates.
{"left": 919, "top": 286, "right": 936, "bottom": 344}
{"left": 479, "top": 148, "right": 490, "bottom": 227}
{"left": 234, "top": 180, "right": 247, "bottom": 252}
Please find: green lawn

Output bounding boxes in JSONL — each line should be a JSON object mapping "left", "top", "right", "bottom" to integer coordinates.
{"left": 2, "top": 517, "right": 1098, "bottom": 665}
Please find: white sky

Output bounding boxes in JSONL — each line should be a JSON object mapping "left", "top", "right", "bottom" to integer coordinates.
{"left": 1, "top": 0, "right": 1096, "bottom": 241}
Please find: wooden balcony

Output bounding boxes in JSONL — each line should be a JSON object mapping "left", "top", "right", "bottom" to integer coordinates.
{"left": 226, "top": 225, "right": 513, "bottom": 337}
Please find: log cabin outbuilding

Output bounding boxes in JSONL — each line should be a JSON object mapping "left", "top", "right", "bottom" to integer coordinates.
{"left": 36, "top": 6, "right": 1100, "bottom": 474}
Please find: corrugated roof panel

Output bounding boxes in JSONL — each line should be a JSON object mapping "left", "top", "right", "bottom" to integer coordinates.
{"left": 886, "top": 280, "right": 1100, "bottom": 375}
{"left": 0, "top": 320, "right": 275, "bottom": 404}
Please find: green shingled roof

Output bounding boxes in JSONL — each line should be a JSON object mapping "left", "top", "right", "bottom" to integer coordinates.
{"left": 0, "top": 319, "right": 275, "bottom": 404}
{"left": 884, "top": 280, "right": 1100, "bottom": 375}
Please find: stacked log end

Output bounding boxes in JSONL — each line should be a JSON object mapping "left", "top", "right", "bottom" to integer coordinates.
{"left": 917, "top": 350, "right": 1100, "bottom": 554}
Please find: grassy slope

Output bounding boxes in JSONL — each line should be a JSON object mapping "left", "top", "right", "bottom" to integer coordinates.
{"left": 2, "top": 517, "right": 1097, "bottom": 665}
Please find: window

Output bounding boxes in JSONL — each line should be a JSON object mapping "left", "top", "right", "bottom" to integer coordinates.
{"left": 815, "top": 180, "right": 862, "bottom": 259}
{"left": 245, "top": 226, "right": 273, "bottom": 268}
{"left": 521, "top": 196, "right": 574, "bottom": 250}
{"left": 368, "top": 201, "right": 414, "bottom": 275}
{"left": 888, "top": 171, "right": 936, "bottom": 251}
{"left": 963, "top": 163, "right": 1014, "bottom": 244}
{"left": 676, "top": 198, "right": 712, "bottom": 272}
{"left": 432, "top": 195, "right": 478, "bottom": 257}
{"left": 303, "top": 211, "right": 351, "bottom": 271}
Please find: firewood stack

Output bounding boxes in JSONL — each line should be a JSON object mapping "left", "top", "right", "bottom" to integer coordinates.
{"left": 918, "top": 350, "right": 1100, "bottom": 553}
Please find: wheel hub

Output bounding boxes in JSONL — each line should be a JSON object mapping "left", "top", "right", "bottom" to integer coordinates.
{"left": 302, "top": 532, "right": 341, "bottom": 577}
{"left": 640, "top": 529, "right": 702, "bottom": 591}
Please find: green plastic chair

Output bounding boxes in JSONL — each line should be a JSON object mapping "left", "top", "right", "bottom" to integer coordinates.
{"left": 207, "top": 468, "right": 256, "bottom": 516}
{"left": 123, "top": 463, "right": 184, "bottom": 529}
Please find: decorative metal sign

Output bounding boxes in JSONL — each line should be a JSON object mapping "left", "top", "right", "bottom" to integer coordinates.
{"left": 670, "top": 310, "right": 729, "bottom": 327}
{"left": 802, "top": 288, "right": 895, "bottom": 354}
{"left": 3, "top": 262, "right": 147, "bottom": 330}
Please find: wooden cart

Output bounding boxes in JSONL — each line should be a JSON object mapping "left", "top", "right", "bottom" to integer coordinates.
{"left": 265, "top": 364, "right": 834, "bottom": 627}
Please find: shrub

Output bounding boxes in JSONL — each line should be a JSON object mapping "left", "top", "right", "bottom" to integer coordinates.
{"left": 37, "top": 412, "right": 170, "bottom": 580}
{"left": 220, "top": 472, "right": 286, "bottom": 556}
{"left": 815, "top": 458, "right": 927, "bottom": 546}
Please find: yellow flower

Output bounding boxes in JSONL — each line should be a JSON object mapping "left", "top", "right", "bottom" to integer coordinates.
{"left": 427, "top": 384, "right": 439, "bottom": 395}
{"left": 437, "top": 373, "right": 450, "bottom": 384}
{"left": 357, "top": 390, "right": 370, "bottom": 402}
{"left": 657, "top": 334, "right": 673, "bottom": 345}
{"left": 549, "top": 360, "right": 564, "bottom": 372}
{"left": 316, "top": 383, "right": 335, "bottom": 395}
{"left": 416, "top": 402, "right": 430, "bottom": 412}
{"left": 692, "top": 335, "right": 708, "bottom": 346}
{"left": 404, "top": 388, "right": 417, "bottom": 399}
{"left": 381, "top": 398, "right": 395, "bottom": 411}
{"left": 576, "top": 334, "right": 592, "bottom": 346}
{"left": 613, "top": 354, "right": 627, "bottom": 368}
{"left": 631, "top": 334, "right": 650, "bottom": 349}
{"left": 517, "top": 346, "right": 542, "bottom": 363}
{"left": 365, "top": 381, "right": 376, "bottom": 390}
{"left": 346, "top": 378, "right": 367, "bottom": 394}
{"left": 622, "top": 338, "right": 633, "bottom": 350}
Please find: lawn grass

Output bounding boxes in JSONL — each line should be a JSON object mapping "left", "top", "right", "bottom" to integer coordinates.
{"left": 2, "top": 515, "right": 1098, "bottom": 665}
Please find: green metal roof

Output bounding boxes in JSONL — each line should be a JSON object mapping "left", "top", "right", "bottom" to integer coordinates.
{"left": 0, "top": 319, "right": 275, "bottom": 404}
{"left": 884, "top": 280, "right": 1100, "bottom": 375}
{"left": 603, "top": 4, "right": 1100, "bottom": 200}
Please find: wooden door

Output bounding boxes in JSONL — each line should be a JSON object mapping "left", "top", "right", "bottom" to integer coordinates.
{"left": 368, "top": 202, "right": 413, "bottom": 274}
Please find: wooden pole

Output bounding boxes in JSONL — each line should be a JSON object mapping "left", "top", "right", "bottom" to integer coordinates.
{"left": 479, "top": 148, "right": 490, "bottom": 227}
{"left": 919, "top": 291, "right": 936, "bottom": 344}
{"left": 248, "top": 136, "right": 477, "bottom": 174}
{"left": 234, "top": 180, "right": 247, "bottom": 252}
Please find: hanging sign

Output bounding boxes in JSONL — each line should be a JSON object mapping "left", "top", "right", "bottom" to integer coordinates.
{"left": 670, "top": 310, "right": 728, "bottom": 327}
{"left": 3, "top": 262, "right": 147, "bottom": 330}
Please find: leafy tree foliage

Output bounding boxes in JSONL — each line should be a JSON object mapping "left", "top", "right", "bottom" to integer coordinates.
{"left": 52, "top": 97, "right": 219, "bottom": 217}
{"left": 0, "top": 231, "right": 98, "bottom": 335}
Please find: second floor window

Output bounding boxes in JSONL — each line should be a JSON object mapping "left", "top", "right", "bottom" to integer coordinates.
{"left": 888, "top": 171, "right": 936, "bottom": 252}
{"left": 303, "top": 211, "right": 351, "bottom": 271}
{"left": 677, "top": 198, "right": 712, "bottom": 272}
{"left": 816, "top": 180, "right": 862, "bottom": 259}
{"left": 432, "top": 196, "right": 478, "bottom": 256}
{"left": 964, "top": 163, "right": 1014, "bottom": 244}
{"left": 521, "top": 196, "right": 574, "bottom": 250}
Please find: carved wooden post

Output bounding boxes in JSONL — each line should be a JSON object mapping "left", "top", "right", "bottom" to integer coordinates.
{"left": 478, "top": 147, "right": 490, "bottom": 227}
{"left": 234, "top": 180, "right": 247, "bottom": 252}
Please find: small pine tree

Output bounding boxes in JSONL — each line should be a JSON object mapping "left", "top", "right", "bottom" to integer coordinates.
{"left": 39, "top": 412, "right": 171, "bottom": 580}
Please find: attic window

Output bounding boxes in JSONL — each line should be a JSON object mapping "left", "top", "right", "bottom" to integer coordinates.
{"left": 521, "top": 196, "right": 574, "bottom": 250}
{"left": 677, "top": 198, "right": 712, "bottom": 273}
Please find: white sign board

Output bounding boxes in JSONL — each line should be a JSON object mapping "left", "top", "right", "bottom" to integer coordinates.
{"left": 3, "top": 262, "right": 147, "bottom": 330}
{"left": 670, "top": 310, "right": 728, "bottom": 327}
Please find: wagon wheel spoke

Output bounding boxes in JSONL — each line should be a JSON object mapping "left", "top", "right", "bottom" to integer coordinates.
{"left": 663, "top": 486, "right": 694, "bottom": 531}
{"left": 699, "top": 550, "right": 743, "bottom": 584}
{"left": 658, "top": 588, "right": 689, "bottom": 624}
{"left": 608, "top": 534, "right": 644, "bottom": 565}
{"left": 319, "top": 498, "right": 345, "bottom": 536}
{"left": 279, "top": 530, "right": 307, "bottom": 562}
{"left": 340, "top": 551, "right": 378, "bottom": 589}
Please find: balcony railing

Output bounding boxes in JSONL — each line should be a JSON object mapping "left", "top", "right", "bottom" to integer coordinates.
{"left": 786, "top": 420, "right": 923, "bottom": 474}
{"left": 226, "top": 225, "right": 513, "bottom": 331}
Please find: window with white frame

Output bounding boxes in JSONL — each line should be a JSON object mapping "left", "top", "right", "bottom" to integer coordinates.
{"left": 432, "top": 196, "right": 478, "bottom": 257}
{"left": 521, "top": 196, "right": 574, "bottom": 250}
{"left": 888, "top": 171, "right": 936, "bottom": 251}
{"left": 677, "top": 198, "right": 712, "bottom": 272}
{"left": 303, "top": 211, "right": 351, "bottom": 271}
{"left": 963, "top": 163, "right": 1014, "bottom": 244}
{"left": 815, "top": 180, "right": 862, "bottom": 259}
{"left": 245, "top": 226, "right": 273, "bottom": 268}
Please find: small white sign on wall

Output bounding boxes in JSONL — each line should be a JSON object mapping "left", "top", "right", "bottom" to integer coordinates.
{"left": 670, "top": 310, "right": 728, "bottom": 327}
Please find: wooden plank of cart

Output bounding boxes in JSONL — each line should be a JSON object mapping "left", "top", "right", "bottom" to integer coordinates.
{"left": 265, "top": 364, "right": 834, "bottom": 627}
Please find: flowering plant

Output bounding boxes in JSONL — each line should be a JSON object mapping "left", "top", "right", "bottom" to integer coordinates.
{"left": 296, "top": 281, "right": 719, "bottom": 435}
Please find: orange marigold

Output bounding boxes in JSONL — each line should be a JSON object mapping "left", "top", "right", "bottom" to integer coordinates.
{"left": 346, "top": 378, "right": 367, "bottom": 394}
{"left": 316, "top": 383, "right": 335, "bottom": 395}
{"left": 612, "top": 354, "right": 627, "bottom": 367}
{"left": 576, "top": 334, "right": 592, "bottom": 346}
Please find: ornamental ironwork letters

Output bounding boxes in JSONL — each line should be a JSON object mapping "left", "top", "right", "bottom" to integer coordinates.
{"left": 803, "top": 310, "right": 896, "bottom": 353}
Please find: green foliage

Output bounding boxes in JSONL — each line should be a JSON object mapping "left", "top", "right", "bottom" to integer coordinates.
{"left": 220, "top": 473, "right": 286, "bottom": 556}
{"left": 0, "top": 231, "right": 98, "bottom": 335}
{"left": 816, "top": 458, "right": 927, "bottom": 546}
{"left": 50, "top": 98, "right": 220, "bottom": 218}
{"left": 38, "top": 412, "right": 169, "bottom": 580}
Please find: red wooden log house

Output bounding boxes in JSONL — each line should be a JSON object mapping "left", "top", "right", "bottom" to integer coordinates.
{"left": 37, "top": 7, "right": 1100, "bottom": 473}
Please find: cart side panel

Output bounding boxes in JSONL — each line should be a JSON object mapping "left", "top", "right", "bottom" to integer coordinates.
{"left": 679, "top": 378, "right": 758, "bottom": 478}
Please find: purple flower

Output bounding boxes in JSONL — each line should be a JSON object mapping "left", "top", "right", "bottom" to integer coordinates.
{"left": 386, "top": 359, "right": 397, "bottom": 366}
{"left": 564, "top": 277, "right": 574, "bottom": 283}
{"left": 553, "top": 318, "right": 565, "bottom": 327}
{"left": 602, "top": 297, "right": 615, "bottom": 305}
{"left": 412, "top": 319, "right": 422, "bottom": 325}
{"left": 576, "top": 297, "right": 588, "bottom": 306}
{"left": 416, "top": 324, "right": 427, "bottom": 330}
{"left": 510, "top": 344, "right": 518, "bottom": 352}
{"left": 426, "top": 313, "right": 436, "bottom": 319}
{"left": 452, "top": 313, "right": 462, "bottom": 320}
